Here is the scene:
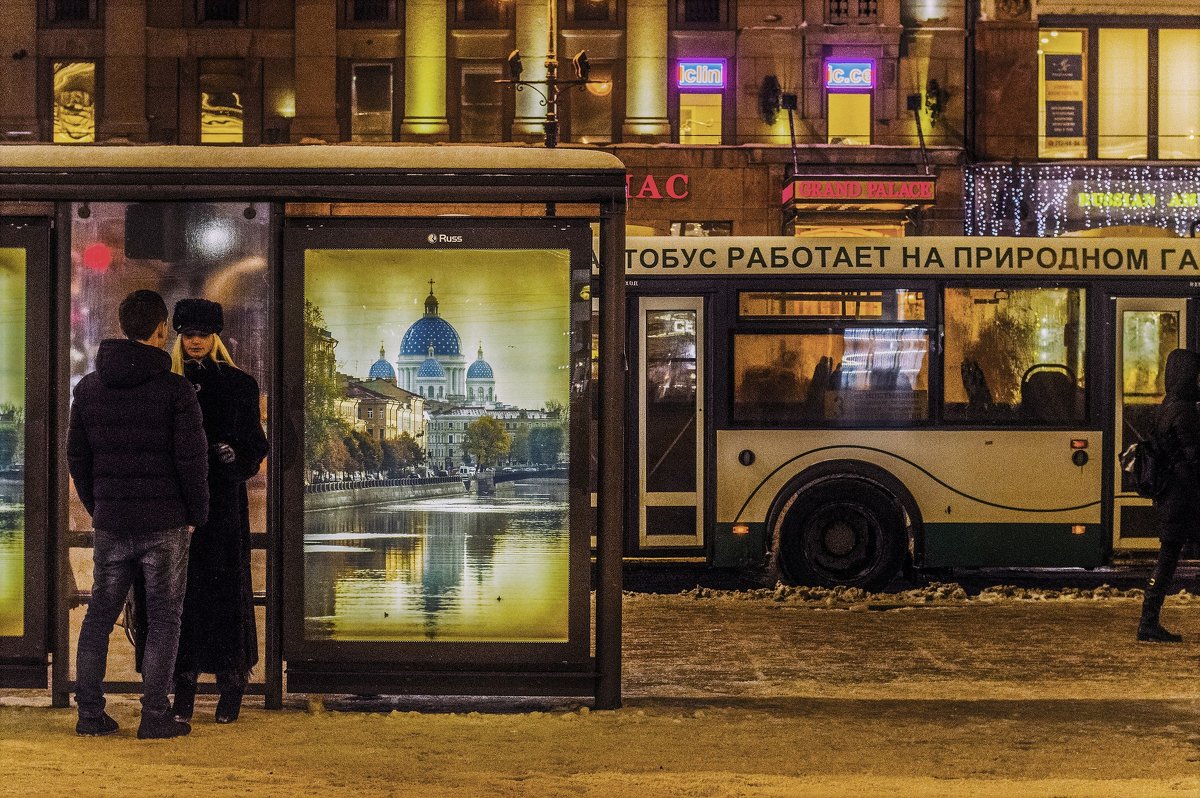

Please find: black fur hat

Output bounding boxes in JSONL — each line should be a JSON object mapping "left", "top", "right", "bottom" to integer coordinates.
{"left": 172, "top": 298, "right": 224, "bottom": 335}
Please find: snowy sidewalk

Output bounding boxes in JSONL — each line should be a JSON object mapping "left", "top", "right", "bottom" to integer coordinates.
{"left": 4, "top": 587, "right": 1200, "bottom": 797}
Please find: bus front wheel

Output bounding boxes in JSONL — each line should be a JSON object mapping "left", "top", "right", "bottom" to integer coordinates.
{"left": 775, "top": 480, "right": 906, "bottom": 590}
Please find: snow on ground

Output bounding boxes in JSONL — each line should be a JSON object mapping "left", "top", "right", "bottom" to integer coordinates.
{"left": 5, "top": 584, "right": 1200, "bottom": 797}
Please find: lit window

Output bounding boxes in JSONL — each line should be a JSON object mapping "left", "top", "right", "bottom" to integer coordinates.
{"left": 351, "top": 63, "right": 394, "bottom": 142}
{"left": 733, "top": 330, "right": 929, "bottom": 425}
{"left": 200, "top": 60, "right": 244, "bottom": 144}
{"left": 1158, "top": 30, "right": 1200, "bottom": 160}
{"left": 1098, "top": 28, "right": 1148, "bottom": 159}
{"left": 679, "top": 94, "right": 721, "bottom": 144}
{"left": 827, "top": 93, "right": 871, "bottom": 145}
{"left": 53, "top": 61, "right": 95, "bottom": 143}
{"left": 943, "top": 287, "right": 1086, "bottom": 424}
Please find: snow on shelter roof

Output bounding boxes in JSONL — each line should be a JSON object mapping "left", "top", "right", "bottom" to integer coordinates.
{"left": 0, "top": 144, "right": 627, "bottom": 202}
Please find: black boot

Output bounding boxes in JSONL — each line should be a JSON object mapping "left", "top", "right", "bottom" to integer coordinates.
{"left": 215, "top": 670, "right": 245, "bottom": 724}
{"left": 172, "top": 672, "right": 197, "bottom": 722}
{"left": 1138, "top": 594, "right": 1183, "bottom": 643}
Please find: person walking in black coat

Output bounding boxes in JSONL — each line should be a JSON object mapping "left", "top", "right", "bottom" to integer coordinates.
{"left": 68, "top": 290, "right": 208, "bottom": 739}
{"left": 1137, "top": 347, "right": 1200, "bottom": 642}
{"left": 168, "top": 299, "right": 269, "bottom": 723}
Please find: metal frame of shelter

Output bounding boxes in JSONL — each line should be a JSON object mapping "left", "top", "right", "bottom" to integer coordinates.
{"left": 0, "top": 145, "right": 627, "bottom": 709}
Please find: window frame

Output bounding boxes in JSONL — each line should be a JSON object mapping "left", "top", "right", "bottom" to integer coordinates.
{"left": 450, "top": 0, "right": 513, "bottom": 27}
{"left": 340, "top": 0, "right": 399, "bottom": 25}
{"left": 565, "top": 0, "right": 621, "bottom": 26}
{"left": 669, "top": 0, "right": 732, "bottom": 30}
{"left": 453, "top": 61, "right": 513, "bottom": 143}
{"left": 193, "top": 0, "right": 249, "bottom": 26}
{"left": 47, "top": 59, "right": 101, "bottom": 145}
{"left": 727, "top": 279, "right": 936, "bottom": 430}
{"left": 940, "top": 282, "right": 1090, "bottom": 428}
{"left": 1039, "top": 16, "right": 1200, "bottom": 160}
{"left": 41, "top": 0, "right": 102, "bottom": 26}
{"left": 346, "top": 60, "right": 399, "bottom": 142}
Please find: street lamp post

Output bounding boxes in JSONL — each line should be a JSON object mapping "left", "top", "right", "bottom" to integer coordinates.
{"left": 496, "top": 0, "right": 601, "bottom": 148}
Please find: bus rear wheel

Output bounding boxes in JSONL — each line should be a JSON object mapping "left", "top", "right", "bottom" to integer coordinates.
{"left": 775, "top": 480, "right": 906, "bottom": 590}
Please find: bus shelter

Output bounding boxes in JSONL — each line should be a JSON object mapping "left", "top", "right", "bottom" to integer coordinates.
{"left": 0, "top": 145, "right": 627, "bottom": 709}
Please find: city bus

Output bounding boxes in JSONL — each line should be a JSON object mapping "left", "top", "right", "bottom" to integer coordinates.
{"left": 621, "top": 235, "right": 1200, "bottom": 588}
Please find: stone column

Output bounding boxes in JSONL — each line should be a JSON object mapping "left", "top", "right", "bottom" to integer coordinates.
{"left": 98, "top": 0, "right": 149, "bottom": 140}
{"left": 511, "top": 0, "right": 551, "bottom": 141}
{"left": 0, "top": 0, "right": 38, "bottom": 140}
{"left": 622, "top": 0, "right": 670, "bottom": 141}
{"left": 293, "top": 0, "right": 339, "bottom": 141}
{"left": 401, "top": 0, "right": 450, "bottom": 139}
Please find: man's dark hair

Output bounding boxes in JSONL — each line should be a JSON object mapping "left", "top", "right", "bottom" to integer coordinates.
{"left": 118, "top": 290, "right": 169, "bottom": 340}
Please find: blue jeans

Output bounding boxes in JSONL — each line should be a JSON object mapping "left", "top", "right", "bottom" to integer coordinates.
{"left": 75, "top": 526, "right": 190, "bottom": 720}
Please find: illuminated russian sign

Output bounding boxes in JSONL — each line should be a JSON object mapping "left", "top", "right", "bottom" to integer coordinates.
{"left": 677, "top": 60, "right": 726, "bottom": 90}
{"left": 783, "top": 176, "right": 936, "bottom": 205}
{"left": 627, "top": 172, "right": 690, "bottom": 200}
{"left": 825, "top": 60, "right": 874, "bottom": 90}
{"left": 1077, "top": 192, "right": 1199, "bottom": 209}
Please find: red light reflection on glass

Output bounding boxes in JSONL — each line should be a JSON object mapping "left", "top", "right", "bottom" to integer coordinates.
{"left": 82, "top": 242, "right": 112, "bottom": 272}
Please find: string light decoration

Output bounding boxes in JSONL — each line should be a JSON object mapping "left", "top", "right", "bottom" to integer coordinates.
{"left": 965, "top": 164, "right": 1200, "bottom": 237}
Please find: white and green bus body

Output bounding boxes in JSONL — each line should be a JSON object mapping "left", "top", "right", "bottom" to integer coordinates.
{"left": 623, "top": 236, "right": 1200, "bottom": 587}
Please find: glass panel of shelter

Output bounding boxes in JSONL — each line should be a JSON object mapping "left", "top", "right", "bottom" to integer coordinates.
{"left": 0, "top": 248, "right": 26, "bottom": 641}
{"left": 64, "top": 202, "right": 271, "bottom": 690}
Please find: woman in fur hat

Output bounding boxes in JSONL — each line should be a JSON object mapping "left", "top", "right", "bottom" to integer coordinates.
{"left": 169, "top": 298, "right": 268, "bottom": 723}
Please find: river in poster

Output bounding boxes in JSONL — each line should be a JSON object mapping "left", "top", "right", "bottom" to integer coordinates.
{"left": 303, "top": 249, "right": 571, "bottom": 642}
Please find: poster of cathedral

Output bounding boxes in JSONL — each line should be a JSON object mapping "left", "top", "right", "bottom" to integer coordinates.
{"left": 302, "top": 247, "right": 572, "bottom": 644}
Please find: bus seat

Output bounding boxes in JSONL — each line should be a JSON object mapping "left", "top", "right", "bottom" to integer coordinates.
{"left": 1019, "top": 364, "right": 1076, "bottom": 423}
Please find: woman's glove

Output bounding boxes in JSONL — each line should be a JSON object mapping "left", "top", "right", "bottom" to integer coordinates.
{"left": 212, "top": 442, "right": 236, "bottom": 465}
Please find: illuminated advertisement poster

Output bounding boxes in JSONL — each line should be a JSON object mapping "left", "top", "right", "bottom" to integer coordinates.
{"left": 0, "top": 249, "right": 25, "bottom": 638}
{"left": 303, "top": 248, "right": 572, "bottom": 643}
{"left": 1043, "top": 52, "right": 1085, "bottom": 153}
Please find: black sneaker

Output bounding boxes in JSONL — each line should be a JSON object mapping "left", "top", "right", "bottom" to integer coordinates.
{"left": 137, "top": 713, "right": 192, "bottom": 740}
{"left": 76, "top": 712, "right": 119, "bottom": 737}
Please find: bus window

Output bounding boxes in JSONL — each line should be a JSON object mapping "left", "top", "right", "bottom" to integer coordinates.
{"left": 733, "top": 329, "right": 929, "bottom": 425}
{"left": 943, "top": 287, "right": 1086, "bottom": 424}
{"left": 738, "top": 289, "right": 925, "bottom": 321}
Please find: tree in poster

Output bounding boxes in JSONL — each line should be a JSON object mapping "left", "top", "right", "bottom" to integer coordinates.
{"left": 509, "top": 424, "right": 531, "bottom": 464}
{"left": 382, "top": 432, "right": 426, "bottom": 475}
{"left": 529, "top": 426, "right": 564, "bottom": 465}
{"left": 464, "top": 416, "right": 511, "bottom": 468}
{"left": 303, "top": 301, "right": 346, "bottom": 470}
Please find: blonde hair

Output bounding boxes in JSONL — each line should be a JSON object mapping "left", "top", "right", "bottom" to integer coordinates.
{"left": 171, "top": 333, "right": 238, "bottom": 375}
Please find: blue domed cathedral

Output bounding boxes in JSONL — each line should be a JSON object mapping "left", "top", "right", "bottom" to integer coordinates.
{"left": 369, "top": 281, "right": 498, "bottom": 405}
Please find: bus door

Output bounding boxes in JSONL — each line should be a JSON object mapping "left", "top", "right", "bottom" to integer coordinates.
{"left": 636, "top": 296, "right": 705, "bottom": 551}
{"left": 1112, "top": 297, "right": 1188, "bottom": 551}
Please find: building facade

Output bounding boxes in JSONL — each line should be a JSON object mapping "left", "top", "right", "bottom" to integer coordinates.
{"left": 1, "top": 0, "right": 969, "bottom": 234}
{"left": 971, "top": 0, "right": 1200, "bottom": 238}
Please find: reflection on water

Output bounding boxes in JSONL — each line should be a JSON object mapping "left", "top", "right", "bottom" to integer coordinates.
{"left": 0, "top": 480, "right": 23, "bottom": 637}
{"left": 304, "top": 481, "right": 568, "bottom": 642}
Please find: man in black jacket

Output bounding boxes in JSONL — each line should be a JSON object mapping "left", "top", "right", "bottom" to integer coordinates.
{"left": 1138, "top": 347, "right": 1200, "bottom": 642}
{"left": 68, "top": 290, "right": 209, "bottom": 739}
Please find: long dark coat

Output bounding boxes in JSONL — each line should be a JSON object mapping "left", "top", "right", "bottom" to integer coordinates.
{"left": 172, "top": 358, "right": 269, "bottom": 677}
{"left": 1153, "top": 348, "right": 1200, "bottom": 544}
